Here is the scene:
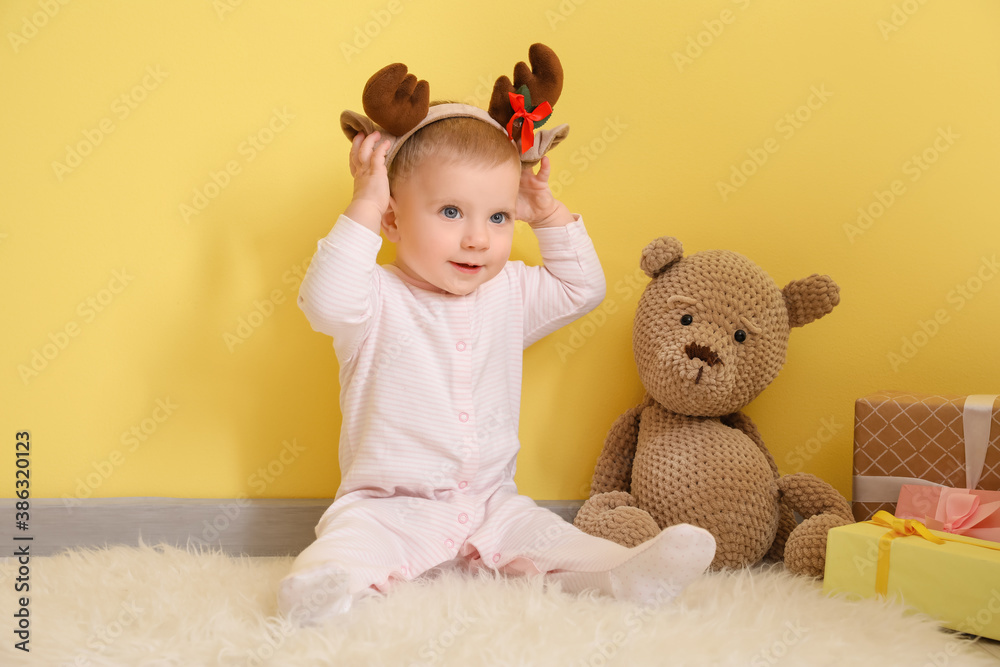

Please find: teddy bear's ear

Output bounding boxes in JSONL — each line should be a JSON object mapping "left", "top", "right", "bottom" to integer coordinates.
{"left": 640, "top": 237, "right": 684, "bottom": 278}
{"left": 782, "top": 274, "right": 840, "bottom": 328}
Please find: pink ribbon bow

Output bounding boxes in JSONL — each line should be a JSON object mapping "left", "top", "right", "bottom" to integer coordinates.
{"left": 937, "top": 489, "right": 1000, "bottom": 540}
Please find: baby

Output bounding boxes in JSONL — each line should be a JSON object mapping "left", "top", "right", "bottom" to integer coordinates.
{"left": 278, "top": 47, "right": 715, "bottom": 625}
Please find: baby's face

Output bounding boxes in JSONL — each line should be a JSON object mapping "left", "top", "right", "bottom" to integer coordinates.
{"left": 385, "top": 156, "right": 520, "bottom": 296}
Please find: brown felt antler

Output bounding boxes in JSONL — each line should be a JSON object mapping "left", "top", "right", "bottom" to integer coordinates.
{"left": 341, "top": 44, "right": 569, "bottom": 168}
{"left": 488, "top": 43, "right": 564, "bottom": 129}
{"left": 362, "top": 63, "right": 430, "bottom": 137}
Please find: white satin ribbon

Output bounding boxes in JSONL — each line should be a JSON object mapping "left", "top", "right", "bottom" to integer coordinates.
{"left": 853, "top": 475, "right": 944, "bottom": 503}
{"left": 964, "top": 394, "right": 999, "bottom": 490}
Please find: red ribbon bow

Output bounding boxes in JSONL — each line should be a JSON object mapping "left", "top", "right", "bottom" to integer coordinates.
{"left": 506, "top": 92, "right": 552, "bottom": 154}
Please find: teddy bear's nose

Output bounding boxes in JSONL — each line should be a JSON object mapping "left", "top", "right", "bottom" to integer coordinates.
{"left": 685, "top": 342, "right": 722, "bottom": 367}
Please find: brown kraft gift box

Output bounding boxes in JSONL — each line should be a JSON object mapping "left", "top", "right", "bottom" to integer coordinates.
{"left": 852, "top": 391, "right": 1000, "bottom": 522}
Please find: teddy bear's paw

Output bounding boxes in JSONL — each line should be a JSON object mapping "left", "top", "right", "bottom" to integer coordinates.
{"left": 606, "top": 507, "right": 662, "bottom": 547}
{"left": 574, "top": 493, "right": 661, "bottom": 548}
{"left": 783, "top": 513, "right": 852, "bottom": 578}
{"left": 583, "top": 490, "right": 641, "bottom": 513}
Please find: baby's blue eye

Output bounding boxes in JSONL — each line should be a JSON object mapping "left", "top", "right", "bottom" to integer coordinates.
{"left": 441, "top": 206, "right": 460, "bottom": 219}
{"left": 490, "top": 212, "right": 507, "bottom": 224}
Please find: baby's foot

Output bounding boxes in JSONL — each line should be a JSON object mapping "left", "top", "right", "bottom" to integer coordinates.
{"left": 277, "top": 566, "right": 353, "bottom": 626}
{"left": 608, "top": 523, "right": 715, "bottom": 606}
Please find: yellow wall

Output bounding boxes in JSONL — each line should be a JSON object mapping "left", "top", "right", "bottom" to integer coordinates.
{"left": 2, "top": 1, "right": 998, "bottom": 503}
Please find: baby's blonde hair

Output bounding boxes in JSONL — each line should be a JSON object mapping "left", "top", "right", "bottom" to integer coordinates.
{"left": 387, "top": 101, "right": 521, "bottom": 191}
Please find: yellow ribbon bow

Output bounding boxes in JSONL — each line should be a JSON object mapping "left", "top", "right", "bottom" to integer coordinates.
{"left": 868, "top": 510, "right": 946, "bottom": 596}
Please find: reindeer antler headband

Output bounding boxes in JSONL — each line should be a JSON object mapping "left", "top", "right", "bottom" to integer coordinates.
{"left": 340, "top": 43, "right": 569, "bottom": 168}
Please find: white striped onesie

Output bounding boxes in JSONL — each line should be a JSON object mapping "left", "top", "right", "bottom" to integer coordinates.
{"left": 278, "top": 214, "right": 715, "bottom": 622}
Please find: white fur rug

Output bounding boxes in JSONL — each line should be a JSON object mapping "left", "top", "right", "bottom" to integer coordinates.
{"left": 1, "top": 543, "right": 995, "bottom": 667}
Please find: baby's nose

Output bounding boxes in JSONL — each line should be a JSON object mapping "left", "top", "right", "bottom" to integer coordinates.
{"left": 462, "top": 221, "right": 490, "bottom": 248}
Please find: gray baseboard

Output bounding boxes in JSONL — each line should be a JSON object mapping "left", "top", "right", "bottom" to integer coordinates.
{"left": 0, "top": 498, "right": 584, "bottom": 557}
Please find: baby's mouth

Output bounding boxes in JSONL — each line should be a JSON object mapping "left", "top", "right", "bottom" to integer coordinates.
{"left": 451, "top": 261, "right": 483, "bottom": 273}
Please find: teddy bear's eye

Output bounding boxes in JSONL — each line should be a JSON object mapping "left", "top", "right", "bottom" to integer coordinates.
{"left": 680, "top": 314, "right": 693, "bottom": 326}
{"left": 734, "top": 329, "right": 747, "bottom": 343}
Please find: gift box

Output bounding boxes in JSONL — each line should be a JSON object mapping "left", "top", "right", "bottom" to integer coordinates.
{"left": 823, "top": 512, "right": 1000, "bottom": 640}
{"left": 895, "top": 484, "right": 1000, "bottom": 542}
{"left": 852, "top": 391, "right": 1000, "bottom": 522}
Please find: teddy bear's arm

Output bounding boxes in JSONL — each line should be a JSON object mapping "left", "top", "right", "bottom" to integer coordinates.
{"left": 776, "top": 473, "right": 853, "bottom": 577}
{"left": 589, "top": 397, "right": 653, "bottom": 495}
{"left": 719, "top": 411, "right": 778, "bottom": 478}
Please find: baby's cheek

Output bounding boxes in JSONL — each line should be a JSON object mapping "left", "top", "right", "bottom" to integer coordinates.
{"left": 497, "top": 232, "right": 515, "bottom": 259}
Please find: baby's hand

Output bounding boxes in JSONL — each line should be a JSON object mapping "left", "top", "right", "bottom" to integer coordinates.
{"left": 516, "top": 156, "right": 572, "bottom": 228}
{"left": 344, "top": 131, "right": 391, "bottom": 231}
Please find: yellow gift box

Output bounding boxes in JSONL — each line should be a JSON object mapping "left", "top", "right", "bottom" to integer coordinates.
{"left": 823, "top": 511, "right": 1000, "bottom": 640}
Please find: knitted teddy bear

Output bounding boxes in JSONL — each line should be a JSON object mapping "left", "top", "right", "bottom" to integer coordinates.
{"left": 573, "top": 236, "right": 854, "bottom": 577}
